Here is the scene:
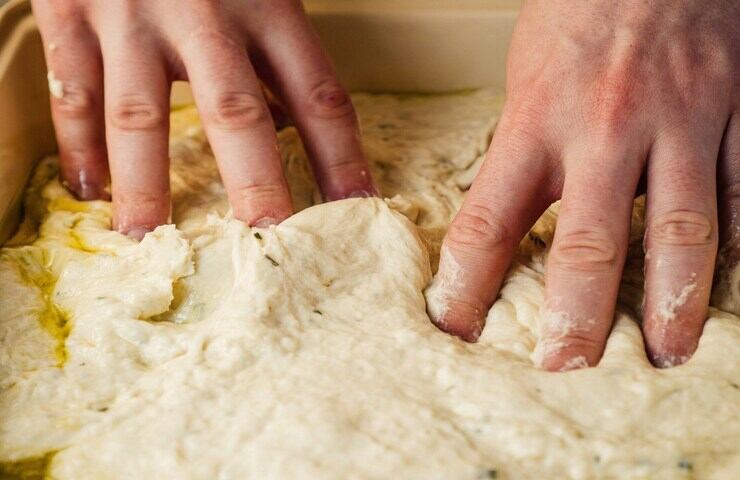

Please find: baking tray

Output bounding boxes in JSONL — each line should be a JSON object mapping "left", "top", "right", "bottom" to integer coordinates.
{"left": 0, "top": 0, "right": 520, "bottom": 245}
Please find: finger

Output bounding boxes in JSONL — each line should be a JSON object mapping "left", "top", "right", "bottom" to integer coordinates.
{"left": 179, "top": 27, "right": 293, "bottom": 226}
{"left": 425, "top": 120, "right": 554, "bottom": 342}
{"left": 537, "top": 146, "right": 643, "bottom": 371}
{"left": 99, "top": 27, "right": 171, "bottom": 238}
{"left": 643, "top": 134, "right": 720, "bottom": 368}
{"left": 714, "top": 113, "right": 740, "bottom": 314}
{"left": 718, "top": 113, "right": 740, "bottom": 251}
{"left": 250, "top": 6, "right": 376, "bottom": 200}
{"left": 32, "top": 2, "right": 109, "bottom": 200}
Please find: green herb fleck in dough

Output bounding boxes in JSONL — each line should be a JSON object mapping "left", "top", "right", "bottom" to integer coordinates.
{"left": 677, "top": 459, "right": 693, "bottom": 470}
{"left": 265, "top": 255, "right": 279, "bottom": 267}
{"left": 313, "top": 309, "right": 323, "bottom": 315}
{"left": 483, "top": 469, "right": 498, "bottom": 479}
{"left": 253, "top": 232, "right": 262, "bottom": 240}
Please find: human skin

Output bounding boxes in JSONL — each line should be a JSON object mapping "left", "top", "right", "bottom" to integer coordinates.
{"left": 32, "top": 0, "right": 739, "bottom": 371}
{"left": 430, "top": 0, "right": 740, "bottom": 370}
{"left": 31, "top": 0, "right": 376, "bottom": 239}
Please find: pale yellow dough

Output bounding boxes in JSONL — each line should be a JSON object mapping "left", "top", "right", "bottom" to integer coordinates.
{"left": 0, "top": 91, "right": 739, "bottom": 479}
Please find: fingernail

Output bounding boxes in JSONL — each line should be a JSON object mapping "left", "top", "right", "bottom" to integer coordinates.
{"left": 124, "top": 227, "right": 149, "bottom": 241}
{"left": 254, "top": 217, "right": 279, "bottom": 228}
{"left": 424, "top": 277, "right": 484, "bottom": 343}
{"left": 557, "top": 355, "right": 590, "bottom": 372}
{"left": 650, "top": 353, "right": 690, "bottom": 369}
{"left": 348, "top": 190, "right": 374, "bottom": 199}
{"left": 77, "top": 182, "right": 108, "bottom": 201}
{"left": 62, "top": 169, "right": 110, "bottom": 201}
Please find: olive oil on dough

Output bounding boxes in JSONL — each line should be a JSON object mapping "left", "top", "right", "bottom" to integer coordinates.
{"left": 1, "top": 91, "right": 739, "bottom": 479}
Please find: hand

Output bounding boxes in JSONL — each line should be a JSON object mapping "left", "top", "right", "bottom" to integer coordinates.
{"left": 32, "top": 0, "right": 375, "bottom": 239}
{"left": 426, "top": 0, "right": 740, "bottom": 369}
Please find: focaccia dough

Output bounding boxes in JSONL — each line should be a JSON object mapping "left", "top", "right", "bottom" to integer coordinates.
{"left": 1, "top": 91, "right": 738, "bottom": 479}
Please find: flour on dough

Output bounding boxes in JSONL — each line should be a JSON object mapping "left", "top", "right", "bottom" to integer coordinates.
{"left": 1, "top": 91, "right": 739, "bottom": 479}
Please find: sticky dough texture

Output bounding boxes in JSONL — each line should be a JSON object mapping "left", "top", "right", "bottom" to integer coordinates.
{"left": 1, "top": 91, "right": 739, "bottom": 479}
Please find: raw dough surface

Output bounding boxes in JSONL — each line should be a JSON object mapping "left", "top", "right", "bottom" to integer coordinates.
{"left": 1, "top": 91, "right": 739, "bottom": 479}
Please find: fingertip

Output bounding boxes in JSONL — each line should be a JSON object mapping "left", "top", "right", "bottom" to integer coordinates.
{"left": 424, "top": 275, "right": 485, "bottom": 343}
{"left": 77, "top": 182, "right": 111, "bottom": 202}
{"left": 642, "top": 280, "right": 707, "bottom": 369}
{"left": 112, "top": 199, "right": 170, "bottom": 241}
{"left": 537, "top": 348, "right": 595, "bottom": 372}
{"left": 649, "top": 352, "right": 692, "bottom": 369}
{"left": 121, "top": 227, "right": 151, "bottom": 242}
{"left": 642, "top": 288, "right": 710, "bottom": 369}
{"left": 644, "top": 320, "right": 701, "bottom": 369}
{"left": 345, "top": 186, "right": 379, "bottom": 200}
{"left": 321, "top": 166, "right": 378, "bottom": 202}
{"left": 533, "top": 306, "right": 605, "bottom": 371}
{"left": 429, "top": 303, "right": 485, "bottom": 343}
{"left": 61, "top": 164, "right": 110, "bottom": 201}
{"left": 113, "top": 193, "right": 170, "bottom": 241}
{"left": 253, "top": 216, "right": 280, "bottom": 228}
{"left": 231, "top": 199, "right": 292, "bottom": 228}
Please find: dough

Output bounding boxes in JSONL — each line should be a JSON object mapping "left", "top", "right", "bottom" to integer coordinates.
{"left": 0, "top": 91, "right": 738, "bottom": 479}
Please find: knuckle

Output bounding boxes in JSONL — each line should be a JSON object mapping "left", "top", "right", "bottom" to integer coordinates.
{"left": 447, "top": 202, "right": 512, "bottom": 252}
{"left": 52, "top": 81, "right": 97, "bottom": 119}
{"left": 305, "top": 79, "right": 355, "bottom": 120}
{"left": 189, "top": 28, "right": 240, "bottom": 55}
{"left": 116, "top": 189, "right": 169, "bottom": 209}
{"left": 557, "top": 332, "right": 602, "bottom": 351}
{"left": 48, "top": 0, "right": 85, "bottom": 23}
{"left": 502, "top": 91, "right": 550, "bottom": 129}
{"left": 204, "top": 92, "right": 269, "bottom": 130}
{"left": 109, "top": 95, "right": 166, "bottom": 131}
{"left": 551, "top": 227, "right": 619, "bottom": 271}
{"left": 650, "top": 209, "right": 715, "bottom": 247}
{"left": 588, "top": 67, "right": 640, "bottom": 135}
{"left": 181, "top": 4, "right": 224, "bottom": 33}
{"left": 232, "top": 181, "right": 286, "bottom": 204}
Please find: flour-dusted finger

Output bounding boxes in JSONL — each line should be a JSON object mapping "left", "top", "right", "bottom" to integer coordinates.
{"left": 643, "top": 133, "right": 722, "bottom": 368}
{"left": 426, "top": 107, "right": 555, "bottom": 342}
{"left": 537, "top": 141, "right": 643, "bottom": 371}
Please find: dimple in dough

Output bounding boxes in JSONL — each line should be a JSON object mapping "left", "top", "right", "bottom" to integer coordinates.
{"left": 1, "top": 91, "right": 739, "bottom": 480}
